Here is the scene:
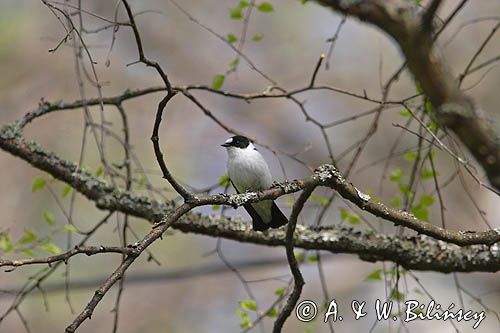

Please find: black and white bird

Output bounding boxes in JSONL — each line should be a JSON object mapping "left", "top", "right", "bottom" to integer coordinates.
{"left": 222, "top": 135, "right": 288, "bottom": 231}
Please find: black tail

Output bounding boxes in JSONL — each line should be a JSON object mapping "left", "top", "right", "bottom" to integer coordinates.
{"left": 242, "top": 201, "right": 288, "bottom": 231}
{"left": 231, "top": 180, "right": 288, "bottom": 231}
{"left": 269, "top": 202, "right": 288, "bottom": 228}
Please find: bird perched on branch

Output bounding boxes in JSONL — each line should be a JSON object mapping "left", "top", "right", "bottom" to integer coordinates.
{"left": 222, "top": 135, "right": 288, "bottom": 231}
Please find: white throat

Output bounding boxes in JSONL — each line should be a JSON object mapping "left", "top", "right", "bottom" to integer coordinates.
{"left": 226, "top": 142, "right": 256, "bottom": 159}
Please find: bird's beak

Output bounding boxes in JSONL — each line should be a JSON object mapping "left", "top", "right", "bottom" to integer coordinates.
{"left": 221, "top": 138, "right": 232, "bottom": 147}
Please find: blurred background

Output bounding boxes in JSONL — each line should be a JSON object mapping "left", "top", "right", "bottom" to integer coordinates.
{"left": 0, "top": 0, "right": 499, "bottom": 332}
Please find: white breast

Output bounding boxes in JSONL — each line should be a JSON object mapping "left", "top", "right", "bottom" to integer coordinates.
{"left": 227, "top": 145, "right": 272, "bottom": 192}
{"left": 226, "top": 145, "right": 274, "bottom": 222}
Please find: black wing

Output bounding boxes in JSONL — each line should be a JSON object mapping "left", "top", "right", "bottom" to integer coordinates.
{"left": 230, "top": 181, "right": 288, "bottom": 231}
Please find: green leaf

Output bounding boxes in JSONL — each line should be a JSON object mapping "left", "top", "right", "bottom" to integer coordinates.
{"left": 267, "top": 308, "right": 278, "bottom": 317}
{"left": 365, "top": 268, "right": 383, "bottom": 281}
{"left": 251, "top": 34, "right": 263, "bottom": 42}
{"left": 274, "top": 287, "right": 286, "bottom": 296}
{"left": 404, "top": 152, "right": 417, "bottom": 161}
{"left": 419, "top": 194, "right": 435, "bottom": 207}
{"left": 398, "top": 184, "right": 411, "bottom": 197}
{"left": 340, "top": 208, "right": 360, "bottom": 224}
{"left": 340, "top": 208, "right": 348, "bottom": 221}
{"left": 415, "top": 81, "right": 423, "bottom": 94}
{"left": 43, "top": 211, "right": 55, "bottom": 225}
{"left": 61, "top": 224, "right": 80, "bottom": 234}
{"left": 421, "top": 168, "right": 436, "bottom": 180}
{"left": 0, "top": 234, "right": 13, "bottom": 252}
{"left": 19, "top": 229, "right": 37, "bottom": 244}
{"left": 236, "top": 308, "right": 247, "bottom": 318}
{"left": 239, "top": 319, "right": 250, "bottom": 329}
{"left": 310, "top": 194, "right": 329, "bottom": 206}
{"left": 236, "top": 308, "right": 251, "bottom": 328}
{"left": 390, "top": 196, "right": 401, "bottom": 208}
{"left": 390, "top": 288, "right": 405, "bottom": 301}
{"left": 212, "top": 74, "right": 225, "bottom": 89}
{"left": 307, "top": 255, "right": 318, "bottom": 263}
{"left": 137, "top": 175, "right": 146, "bottom": 189}
{"left": 62, "top": 184, "right": 72, "bottom": 197}
{"left": 20, "top": 249, "right": 35, "bottom": 257}
{"left": 257, "top": 2, "right": 273, "bottom": 12}
{"left": 348, "top": 213, "right": 360, "bottom": 225}
{"left": 412, "top": 205, "right": 429, "bottom": 221}
{"left": 294, "top": 251, "right": 304, "bottom": 261}
{"left": 424, "top": 100, "right": 433, "bottom": 114}
{"left": 212, "top": 205, "right": 221, "bottom": 211}
{"left": 428, "top": 119, "right": 438, "bottom": 132}
{"left": 218, "top": 173, "right": 230, "bottom": 187}
{"left": 230, "top": 7, "right": 243, "bottom": 19}
{"left": 238, "top": 0, "right": 251, "bottom": 8}
{"left": 399, "top": 110, "right": 411, "bottom": 117}
{"left": 390, "top": 168, "right": 405, "bottom": 182}
{"left": 32, "top": 177, "right": 46, "bottom": 192}
{"left": 40, "top": 242, "right": 62, "bottom": 255}
{"left": 95, "top": 165, "right": 104, "bottom": 177}
{"left": 240, "top": 299, "right": 257, "bottom": 311}
{"left": 229, "top": 57, "right": 240, "bottom": 71}
{"left": 227, "top": 33, "right": 238, "bottom": 43}
{"left": 366, "top": 191, "right": 381, "bottom": 203}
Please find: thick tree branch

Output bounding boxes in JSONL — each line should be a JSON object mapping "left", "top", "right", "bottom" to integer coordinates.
{"left": 318, "top": 0, "right": 500, "bottom": 192}
{"left": 1, "top": 123, "right": 499, "bottom": 273}
{"left": 3, "top": 123, "right": 498, "bottom": 246}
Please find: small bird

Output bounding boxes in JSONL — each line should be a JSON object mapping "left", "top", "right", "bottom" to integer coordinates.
{"left": 222, "top": 135, "right": 288, "bottom": 231}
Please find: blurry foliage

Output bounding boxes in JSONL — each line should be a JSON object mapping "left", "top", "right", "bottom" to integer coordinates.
{"left": 0, "top": 9, "right": 24, "bottom": 60}
{"left": 0, "top": 175, "right": 84, "bottom": 257}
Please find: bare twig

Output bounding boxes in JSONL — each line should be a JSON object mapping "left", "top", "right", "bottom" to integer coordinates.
{"left": 272, "top": 186, "right": 314, "bottom": 332}
{"left": 122, "top": 0, "right": 193, "bottom": 202}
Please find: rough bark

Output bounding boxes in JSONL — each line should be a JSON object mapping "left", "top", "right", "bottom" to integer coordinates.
{"left": 1, "top": 123, "right": 499, "bottom": 273}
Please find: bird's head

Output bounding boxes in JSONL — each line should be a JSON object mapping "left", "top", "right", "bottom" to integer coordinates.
{"left": 221, "top": 135, "right": 252, "bottom": 149}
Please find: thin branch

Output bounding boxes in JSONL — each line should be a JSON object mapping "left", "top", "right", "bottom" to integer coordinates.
{"left": 273, "top": 186, "right": 314, "bottom": 332}
{"left": 310, "top": 53, "right": 325, "bottom": 87}
{"left": 325, "top": 16, "right": 347, "bottom": 70}
{"left": 122, "top": 0, "right": 193, "bottom": 201}
{"left": 422, "top": 0, "right": 443, "bottom": 33}
{"left": 459, "top": 21, "right": 500, "bottom": 84}
{"left": 0, "top": 246, "right": 133, "bottom": 269}
{"left": 64, "top": 204, "right": 191, "bottom": 333}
